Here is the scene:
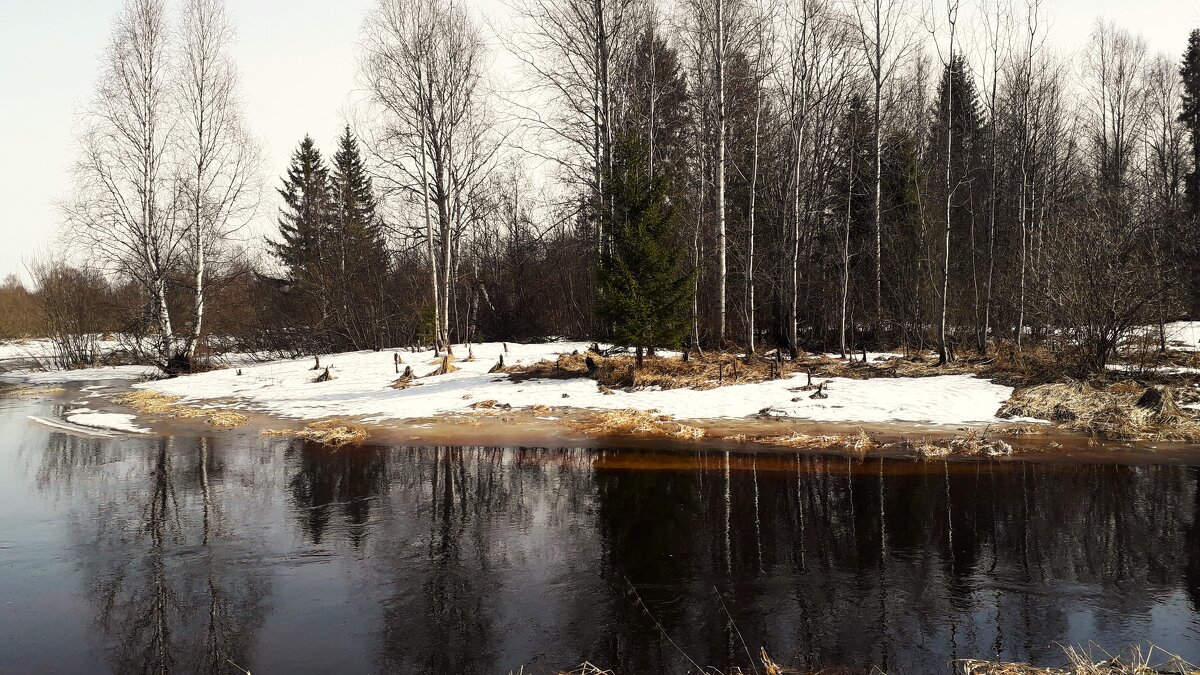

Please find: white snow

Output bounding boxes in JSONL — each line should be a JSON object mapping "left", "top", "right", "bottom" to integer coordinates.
{"left": 2, "top": 364, "right": 159, "bottom": 384}
{"left": 65, "top": 411, "right": 150, "bottom": 434}
{"left": 140, "top": 341, "right": 1016, "bottom": 426}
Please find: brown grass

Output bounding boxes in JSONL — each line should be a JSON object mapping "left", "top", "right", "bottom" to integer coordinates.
{"left": 114, "top": 390, "right": 249, "bottom": 429}
{"left": 908, "top": 431, "right": 1014, "bottom": 460}
{"left": 999, "top": 381, "right": 1200, "bottom": 442}
{"left": 428, "top": 355, "right": 459, "bottom": 376}
{"left": 5, "top": 386, "right": 66, "bottom": 397}
{"left": 261, "top": 419, "right": 368, "bottom": 447}
{"left": 957, "top": 643, "right": 1198, "bottom": 674}
{"left": 571, "top": 409, "right": 707, "bottom": 440}
{"left": 507, "top": 352, "right": 786, "bottom": 391}
{"left": 737, "top": 428, "right": 877, "bottom": 453}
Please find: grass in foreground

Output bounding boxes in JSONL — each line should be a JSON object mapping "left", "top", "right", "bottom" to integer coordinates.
{"left": 957, "top": 642, "right": 1198, "bottom": 674}
{"left": 538, "top": 643, "right": 1196, "bottom": 675}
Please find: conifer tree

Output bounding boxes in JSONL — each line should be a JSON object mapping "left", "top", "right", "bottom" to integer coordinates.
{"left": 273, "top": 135, "right": 331, "bottom": 286}
{"left": 596, "top": 134, "right": 693, "bottom": 367}
{"left": 330, "top": 126, "right": 389, "bottom": 348}
{"left": 1181, "top": 29, "right": 1200, "bottom": 219}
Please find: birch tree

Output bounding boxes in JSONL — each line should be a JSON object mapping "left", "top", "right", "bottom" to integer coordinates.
{"left": 851, "top": 0, "right": 910, "bottom": 337}
{"left": 362, "top": 0, "right": 500, "bottom": 349}
{"left": 176, "top": 0, "right": 260, "bottom": 366}
{"left": 66, "top": 0, "right": 182, "bottom": 365}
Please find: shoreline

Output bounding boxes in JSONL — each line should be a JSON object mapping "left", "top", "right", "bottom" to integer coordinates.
{"left": 11, "top": 377, "right": 1200, "bottom": 465}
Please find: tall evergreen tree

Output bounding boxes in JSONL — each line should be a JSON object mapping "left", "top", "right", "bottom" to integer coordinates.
{"left": 331, "top": 125, "right": 388, "bottom": 275}
{"left": 273, "top": 135, "right": 331, "bottom": 286}
{"left": 1181, "top": 28, "right": 1200, "bottom": 219}
{"left": 329, "top": 126, "right": 390, "bottom": 349}
{"left": 596, "top": 134, "right": 694, "bottom": 366}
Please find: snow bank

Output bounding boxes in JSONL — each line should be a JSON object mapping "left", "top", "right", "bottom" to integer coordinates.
{"left": 2, "top": 364, "right": 159, "bottom": 384}
{"left": 65, "top": 411, "right": 149, "bottom": 434}
{"left": 140, "top": 341, "right": 1015, "bottom": 426}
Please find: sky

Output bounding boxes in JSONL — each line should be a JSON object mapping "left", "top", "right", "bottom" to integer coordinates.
{"left": 1, "top": 0, "right": 1198, "bottom": 282}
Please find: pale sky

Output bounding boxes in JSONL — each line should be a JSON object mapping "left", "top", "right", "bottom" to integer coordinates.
{"left": 1, "top": 0, "right": 1198, "bottom": 282}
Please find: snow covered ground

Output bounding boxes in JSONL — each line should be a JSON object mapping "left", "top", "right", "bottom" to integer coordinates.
{"left": 140, "top": 341, "right": 1017, "bottom": 426}
{"left": 3, "top": 364, "right": 160, "bottom": 384}
{"left": 63, "top": 409, "right": 149, "bottom": 434}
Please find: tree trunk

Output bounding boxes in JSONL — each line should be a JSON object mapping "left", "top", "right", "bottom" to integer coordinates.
{"left": 418, "top": 64, "right": 442, "bottom": 351}
{"left": 715, "top": 0, "right": 727, "bottom": 346}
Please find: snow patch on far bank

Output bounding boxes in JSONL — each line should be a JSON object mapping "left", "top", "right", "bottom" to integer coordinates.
{"left": 140, "top": 341, "right": 1016, "bottom": 426}
{"left": 2, "top": 365, "right": 160, "bottom": 384}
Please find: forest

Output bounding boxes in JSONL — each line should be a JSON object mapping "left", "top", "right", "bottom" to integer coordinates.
{"left": 8, "top": 0, "right": 1200, "bottom": 378}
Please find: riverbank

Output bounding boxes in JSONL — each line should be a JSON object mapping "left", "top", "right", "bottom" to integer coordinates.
{"left": 7, "top": 333, "right": 1200, "bottom": 459}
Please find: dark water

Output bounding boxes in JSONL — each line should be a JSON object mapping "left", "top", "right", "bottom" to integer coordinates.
{"left": 2, "top": 390, "right": 1199, "bottom": 674}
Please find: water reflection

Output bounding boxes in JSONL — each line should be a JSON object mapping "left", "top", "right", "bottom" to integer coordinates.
{"left": 14, "top": 418, "right": 1200, "bottom": 673}
{"left": 36, "top": 433, "right": 268, "bottom": 674}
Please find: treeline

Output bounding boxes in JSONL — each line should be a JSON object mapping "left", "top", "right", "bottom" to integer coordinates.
{"left": 37, "top": 0, "right": 1200, "bottom": 374}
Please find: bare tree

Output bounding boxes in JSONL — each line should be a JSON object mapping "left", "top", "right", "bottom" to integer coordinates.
{"left": 362, "top": 0, "right": 501, "bottom": 348}
{"left": 175, "top": 0, "right": 261, "bottom": 367}
{"left": 927, "top": 0, "right": 960, "bottom": 365}
{"left": 851, "top": 0, "right": 911, "bottom": 338}
{"left": 972, "top": 0, "right": 1013, "bottom": 353}
{"left": 505, "top": 0, "right": 641, "bottom": 250}
{"left": 65, "top": 0, "right": 182, "bottom": 365}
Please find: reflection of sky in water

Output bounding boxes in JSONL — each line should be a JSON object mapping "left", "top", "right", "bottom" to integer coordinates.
{"left": 0, "top": 387, "right": 1198, "bottom": 674}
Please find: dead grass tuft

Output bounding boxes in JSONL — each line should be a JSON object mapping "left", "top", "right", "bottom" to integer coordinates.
{"left": 909, "top": 430, "right": 1014, "bottom": 460}
{"left": 5, "top": 386, "right": 66, "bottom": 397}
{"left": 999, "top": 381, "right": 1200, "bottom": 442}
{"left": 261, "top": 419, "right": 368, "bottom": 447}
{"left": 731, "top": 427, "right": 877, "bottom": 453}
{"left": 507, "top": 351, "right": 786, "bottom": 391}
{"left": 957, "top": 642, "right": 1198, "bottom": 674}
{"left": 572, "top": 409, "right": 707, "bottom": 439}
{"left": 206, "top": 409, "right": 249, "bottom": 429}
{"left": 428, "top": 355, "right": 459, "bottom": 376}
{"left": 114, "top": 390, "right": 249, "bottom": 429}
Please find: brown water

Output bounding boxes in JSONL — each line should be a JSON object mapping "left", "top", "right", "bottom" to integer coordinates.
{"left": 1, "top": 386, "right": 1199, "bottom": 674}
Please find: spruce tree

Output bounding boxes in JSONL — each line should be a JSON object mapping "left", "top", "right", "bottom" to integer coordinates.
{"left": 273, "top": 135, "right": 331, "bottom": 285}
{"left": 1181, "top": 28, "right": 1200, "bottom": 219}
{"left": 330, "top": 126, "right": 389, "bottom": 349}
{"left": 331, "top": 125, "right": 387, "bottom": 274}
{"left": 596, "top": 134, "right": 693, "bottom": 366}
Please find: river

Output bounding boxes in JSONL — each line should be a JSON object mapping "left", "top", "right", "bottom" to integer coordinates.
{"left": 1, "top": 384, "right": 1198, "bottom": 673}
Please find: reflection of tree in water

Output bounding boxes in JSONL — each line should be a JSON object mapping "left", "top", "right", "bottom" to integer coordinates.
{"left": 40, "top": 433, "right": 267, "bottom": 674}
{"left": 371, "top": 446, "right": 598, "bottom": 674}
{"left": 285, "top": 440, "right": 390, "bottom": 549}
{"left": 584, "top": 454, "right": 1200, "bottom": 674}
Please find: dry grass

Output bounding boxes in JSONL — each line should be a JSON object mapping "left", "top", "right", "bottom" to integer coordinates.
{"left": 507, "top": 351, "right": 786, "bottom": 391}
{"left": 261, "top": 419, "right": 368, "bottom": 447}
{"left": 738, "top": 428, "right": 877, "bottom": 453}
{"left": 909, "top": 431, "right": 1014, "bottom": 460}
{"left": 428, "top": 355, "right": 459, "bottom": 376}
{"left": 957, "top": 643, "right": 1198, "bottom": 674}
{"left": 206, "top": 409, "right": 249, "bottom": 429}
{"left": 114, "top": 390, "right": 249, "bottom": 429}
{"left": 4, "top": 386, "right": 66, "bottom": 397}
{"left": 571, "top": 409, "right": 707, "bottom": 440}
{"left": 999, "top": 380, "right": 1200, "bottom": 442}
